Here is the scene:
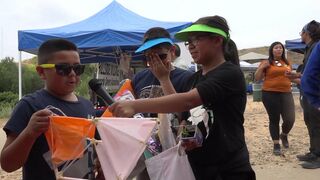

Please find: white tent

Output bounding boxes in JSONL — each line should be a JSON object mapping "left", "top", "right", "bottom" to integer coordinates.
{"left": 240, "top": 60, "right": 259, "bottom": 71}
{"left": 240, "top": 61, "right": 253, "bottom": 67}
{"left": 239, "top": 52, "right": 268, "bottom": 61}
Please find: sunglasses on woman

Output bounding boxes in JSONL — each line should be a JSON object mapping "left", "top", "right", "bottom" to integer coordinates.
{"left": 39, "top": 63, "right": 85, "bottom": 76}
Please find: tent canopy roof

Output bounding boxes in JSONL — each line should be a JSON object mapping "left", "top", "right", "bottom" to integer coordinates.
{"left": 239, "top": 52, "right": 268, "bottom": 61}
{"left": 285, "top": 38, "right": 305, "bottom": 54}
{"left": 18, "top": 1, "right": 191, "bottom": 63}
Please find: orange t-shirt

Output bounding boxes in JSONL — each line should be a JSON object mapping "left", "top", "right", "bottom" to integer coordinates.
{"left": 261, "top": 59, "right": 292, "bottom": 92}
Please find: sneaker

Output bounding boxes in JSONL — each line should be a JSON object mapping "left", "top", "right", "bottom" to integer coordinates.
{"left": 280, "top": 133, "right": 289, "bottom": 148}
{"left": 301, "top": 158, "right": 320, "bottom": 169}
{"left": 273, "top": 144, "right": 281, "bottom": 156}
{"left": 297, "top": 152, "right": 318, "bottom": 162}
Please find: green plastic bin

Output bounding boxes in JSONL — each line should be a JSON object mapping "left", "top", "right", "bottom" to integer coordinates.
{"left": 252, "top": 83, "right": 262, "bottom": 102}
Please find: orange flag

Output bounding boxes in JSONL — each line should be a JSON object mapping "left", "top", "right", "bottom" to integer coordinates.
{"left": 45, "top": 116, "right": 96, "bottom": 165}
{"left": 102, "top": 79, "right": 134, "bottom": 117}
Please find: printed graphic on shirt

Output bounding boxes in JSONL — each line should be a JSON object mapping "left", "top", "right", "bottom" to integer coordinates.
{"left": 188, "top": 106, "right": 214, "bottom": 138}
{"left": 138, "top": 85, "right": 164, "bottom": 99}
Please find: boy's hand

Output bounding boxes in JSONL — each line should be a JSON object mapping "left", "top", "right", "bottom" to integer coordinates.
{"left": 25, "top": 109, "right": 52, "bottom": 138}
{"left": 148, "top": 53, "right": 171, "bottom": 82}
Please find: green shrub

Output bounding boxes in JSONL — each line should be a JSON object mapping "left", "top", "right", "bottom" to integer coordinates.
{"left": 0, "top": 102, "right": 14, "bottom": 118}
{"left": 0, "top": 91, "right": 18, "bottom": 104}
{"left": 0, "top": 92, "right": 18, "bottom": 118}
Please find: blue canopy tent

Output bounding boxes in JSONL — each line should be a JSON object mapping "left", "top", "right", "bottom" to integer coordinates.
{"left": 17, "top": 1, "right": 191, "bottom": 99}
{"left": 18, "top": 0, "right": 191, "bottom": 64}
{"left": 285, "top": 38, "right": 306, "bottom": 54}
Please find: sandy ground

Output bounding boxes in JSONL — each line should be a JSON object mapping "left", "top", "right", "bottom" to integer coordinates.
{"left": 1, "top": 94, "right": 320, "bottom": 179}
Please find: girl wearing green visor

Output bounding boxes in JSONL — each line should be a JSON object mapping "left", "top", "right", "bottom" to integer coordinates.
{"left": 110, "top": 15, "right": 255, "bottom": 180}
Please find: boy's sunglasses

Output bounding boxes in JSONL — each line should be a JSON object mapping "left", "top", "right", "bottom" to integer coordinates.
{"left": 39, "top": 63, "right": 85, "bottom": 76}
{"left": 144, "top": 53, "right": 168, "bottom": 61}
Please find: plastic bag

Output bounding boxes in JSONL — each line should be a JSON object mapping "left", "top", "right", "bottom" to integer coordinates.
{"left": 145, "top": 143, "right": 195, "bottom": 180}
{"left": 157, "top": 113, "right": 176, "bottom": 150}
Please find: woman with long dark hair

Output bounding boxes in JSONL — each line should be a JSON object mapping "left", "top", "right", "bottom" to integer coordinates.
{"left": 255, "top": 41, "right": 295, "bottom": 155}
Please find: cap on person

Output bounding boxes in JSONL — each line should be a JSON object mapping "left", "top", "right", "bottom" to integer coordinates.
{"left": 174, "top": 15, "right": 230, "bottom": 41}
{"left": 135, "top": 27, "right": 173, "bottom": 53}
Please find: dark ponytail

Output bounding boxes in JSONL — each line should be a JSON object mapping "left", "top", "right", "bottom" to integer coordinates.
{"left": 224, "top": 39, "right": 239, "bottom": 66}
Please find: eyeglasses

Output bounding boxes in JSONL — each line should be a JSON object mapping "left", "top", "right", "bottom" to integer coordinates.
{"left": 184, "top": 34, "right": 214, "bottom": 48}
{"left": 144, "top": 53, "right": 168, "bottom": 61}
{"left": 39, "top": 63, "right": 85, "bottom": 76}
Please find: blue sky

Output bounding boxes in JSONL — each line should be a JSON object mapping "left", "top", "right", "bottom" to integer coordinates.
{"left": 0, "top": 0, "right": 319, "bottom": 60}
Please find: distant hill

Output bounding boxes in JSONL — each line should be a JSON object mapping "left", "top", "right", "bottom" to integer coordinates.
{"left": 239, "top": 46, "right": 303, "bottom": 65}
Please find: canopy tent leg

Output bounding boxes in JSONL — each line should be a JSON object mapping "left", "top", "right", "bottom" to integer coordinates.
{"left": 19, "top": 51, "right": 22, "bottom": 100}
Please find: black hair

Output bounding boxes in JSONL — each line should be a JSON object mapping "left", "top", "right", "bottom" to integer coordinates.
{"left": 194, "top": 15, "right": 230, "bottom": 49}
{"left": 195, "top": 16, "right": 229, "bottom": 35}
{"left": 174, "top": 44, "right": 181, "bottom": 57}
{"left": 224, "top": 39, "right": 239, "bottom": 66}
{"left": 268, "top": 41, "right": 289, "bottom": 65}
{"left": 37, "top": 38, "right": 78, "bottom": 64}
{"left": 304, "top": 20, "right": 320, "bottom": 41}
{"left": 143, "top": 27, "right": 171, "bottom": 42}
{"left": 142, "top": 27, "right": 172, "bottom": 50}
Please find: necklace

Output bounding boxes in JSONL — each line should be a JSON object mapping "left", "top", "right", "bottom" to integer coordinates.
{"left": 274, "top": 60, "right": 290, "bottom": 70}
{"left": 274, "top": 60, "right": 282, "bottom": 67}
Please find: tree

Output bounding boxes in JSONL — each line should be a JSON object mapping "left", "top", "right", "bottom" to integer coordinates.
{"left": 22, "top": 63, "right": 43, "bottom": 94}
{"left": 0, "top": 57, "right": 18, "bottom": 93}
{"left": 75, "top": 64, "right": 96, "bottom": 98}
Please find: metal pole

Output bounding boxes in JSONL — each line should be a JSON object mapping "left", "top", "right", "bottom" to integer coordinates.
{"left": 19, "top": 51, "right": 22, "bottom": 99}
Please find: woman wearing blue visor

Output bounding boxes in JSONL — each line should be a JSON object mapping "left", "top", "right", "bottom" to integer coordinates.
{"left": 111, "top": 16, "right": 255, "bottom": 180}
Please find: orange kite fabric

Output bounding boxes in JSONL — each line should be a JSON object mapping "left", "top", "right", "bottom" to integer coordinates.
{"left": 45, "top": 116, "right": 96, "bottom": 165}
{"left": 102, "top": 79, "right": 134, "bottom": 117}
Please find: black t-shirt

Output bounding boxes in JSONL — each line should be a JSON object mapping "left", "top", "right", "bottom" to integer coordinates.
{"left": 186, "top": 62, "right": 249, "bottom": 168}
{"left": 3, "top": 89, "right": 95, "bottom": 180}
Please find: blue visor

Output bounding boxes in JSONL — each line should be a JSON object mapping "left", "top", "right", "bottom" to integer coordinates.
{"left": 135, "top": 38, "right": 173, "bottom": 53}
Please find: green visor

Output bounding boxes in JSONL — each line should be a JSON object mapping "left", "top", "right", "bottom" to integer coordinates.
{"left": 175, "top": 24, "right": 228, "bottom": 41}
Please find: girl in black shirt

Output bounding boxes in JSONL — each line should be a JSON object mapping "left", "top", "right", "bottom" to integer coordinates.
{"left": 110, "top": 15, "right": 255, "bottom": 180}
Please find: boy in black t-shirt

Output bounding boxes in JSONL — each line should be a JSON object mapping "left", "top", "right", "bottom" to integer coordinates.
{"left": 130, "top": 27, "right": 193, "bottom": 180}
{"left": 0, "top": 39, "right": 95, "bottom": 180}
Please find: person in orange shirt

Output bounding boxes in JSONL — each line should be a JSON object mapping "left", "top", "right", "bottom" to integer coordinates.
{"left": 254, "top": 41, "right": 295, "bottom": 156}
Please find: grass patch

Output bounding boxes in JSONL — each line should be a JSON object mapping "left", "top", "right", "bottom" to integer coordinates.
{"left": 0, "top": 103, "right": 13, "bottom": 120}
